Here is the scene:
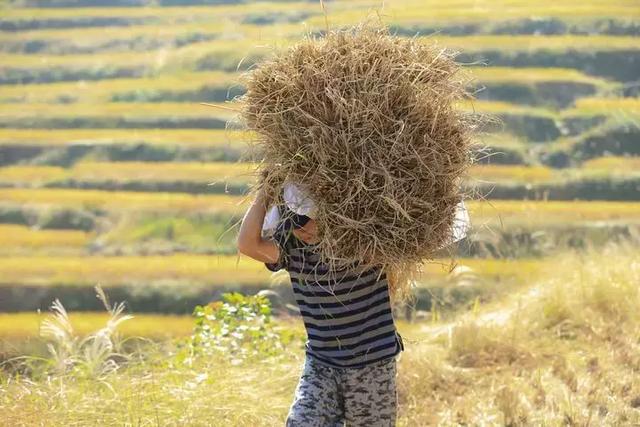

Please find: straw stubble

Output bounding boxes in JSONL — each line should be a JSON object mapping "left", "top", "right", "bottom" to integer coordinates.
{"left": 237, "top": 21, "right": 483, "bottom": 302}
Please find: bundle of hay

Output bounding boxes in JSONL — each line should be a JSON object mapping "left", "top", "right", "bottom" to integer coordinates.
{"left": 236, "top": 21, "right": 481, "bottom": 303}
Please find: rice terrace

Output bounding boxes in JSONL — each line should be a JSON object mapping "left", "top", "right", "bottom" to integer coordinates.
{"left": 0, "top": 0, "right": 639, "bottom": 426}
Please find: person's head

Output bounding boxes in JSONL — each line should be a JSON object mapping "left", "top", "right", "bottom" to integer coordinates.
{"left": 284, "top": 205, "right": 317, "bottom": 243}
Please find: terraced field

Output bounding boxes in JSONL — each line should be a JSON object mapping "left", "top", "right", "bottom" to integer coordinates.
{"left": 0, "top": 0, "right": 638, "bottom": 333}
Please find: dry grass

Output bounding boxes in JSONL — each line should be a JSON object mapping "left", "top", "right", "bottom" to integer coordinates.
{"left": 0, "top": 188, "right": 246, "bottom": 214}
{"left": 0, "top": 102, "right": 236, "bottom": 122}
{"left": 0, "top": 128, "right": 249, "bottom": 148}
{"left": 0, "top": 254, "right": 270, "bottom": 287}
{"left": 2, "top": 243, "right": 639, "bottom": 426}
{"left": 238, "top": 21, "right": 486, "bottom": 303}
{"left": 0, "top": 71, "right": 241, "bottom": 104}
{"left": 0, "top": 224, "right": 90, "bottom": 255}
{"left": 0, "top": 253, "right": 549, "bottom": 289}
{"left": 0, "top": 312, "right": 194, "bottom": 341}
{"left": 564, "top": 97, "right": 640, "bottom": 118}
{"left": 582, "top": 156, "right": 640, "bottom": 170}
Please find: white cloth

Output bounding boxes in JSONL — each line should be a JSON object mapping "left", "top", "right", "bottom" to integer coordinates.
{"left": 441, "top": 199, "right": 471, "bottom": 248}
{"left": 262, "top": 182, "right": 317, "bottom": 235}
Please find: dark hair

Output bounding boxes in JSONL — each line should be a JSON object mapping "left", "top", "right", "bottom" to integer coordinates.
{"left": 283, "top": 205, "right": 311, "bottom": 229}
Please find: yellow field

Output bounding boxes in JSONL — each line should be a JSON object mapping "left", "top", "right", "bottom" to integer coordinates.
{"left": 0, "top": 128, "right": 252, "bottom": 148}
{"left": 0, "top": 100, "right": 565, "bottom": 125}
{"left": 458, "top": 99, "right": 557, "bottom": 117}
{"left": 0, "top": 312, "right": 194, "bottom": 341}
{"left": 2, "top": 0, "right": 637, "bottom": 24}
{"left": 0, "top": 188, "right": 249, "bottom": 214}
{"left": 3, "top": 33, "right": 637, "bottom": 76}
{"left": 3, "top": 188, "right": 640, "bottom": 225}
{"left": 1, "top": 67, "right": 617, "bottom": 105}
{"left": 308, "top": 0, "right": 640, "bottom": 26}
{"left": 467, "top": 66, "right": 613, "bottom": 86}
{"left": 0, "top": 224, "right": 91, "bottom": 255}
{"left": 2, "top": 244, "right": 640, "bottom": 426}
{"left": 582, "top": 156, "right": 640, "bottom": 170}
{"left": 4, "top": 161, "right": 638, "bottom": 188}
{"left": 565, "top": 96, "right": 640, "bottom": 117}
{"left": 0, "top": 254, "right": 269, "bottom": 286}
{"left": 0, "top": 71, "right": 241, "bottom": 104}
{"left": 0, "top": 102, "right": 235, "bottom": 122}
{"left": 472, "top": 199, "right": 640, "bottom": 226}
{"left": 0, "top": 254, "right": 551, "bottom": 288}
{"left": 0, "top": 161, "right": 258, "bottom": 186}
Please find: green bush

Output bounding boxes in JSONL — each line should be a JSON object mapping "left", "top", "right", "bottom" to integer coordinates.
{"left": 178, "top": 292, "right": 296, "bottom": 366}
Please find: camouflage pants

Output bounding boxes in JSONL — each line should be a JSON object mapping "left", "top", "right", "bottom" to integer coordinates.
{"left": 285, "top": 354, "right": 398, "bottom": 426}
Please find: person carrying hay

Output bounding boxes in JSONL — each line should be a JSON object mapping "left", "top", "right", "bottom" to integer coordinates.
{"left": 234, "top": 21, "right": 477, "bottom": 426}
{"left": 238, "top": 181, "right": 406, "bottom": 426}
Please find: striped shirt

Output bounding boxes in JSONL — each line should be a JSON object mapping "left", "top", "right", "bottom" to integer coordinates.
{"left": 265, "top": 216, "right": 404, "bottom": 368}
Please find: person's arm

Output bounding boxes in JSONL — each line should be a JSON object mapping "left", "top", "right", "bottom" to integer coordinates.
{"left": 237, "top": 189, "right": 280, "bottom": 264}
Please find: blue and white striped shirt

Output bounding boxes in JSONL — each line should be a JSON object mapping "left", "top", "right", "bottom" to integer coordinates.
{"left": 265, "top": 217, "right": 404, "bottom": 368}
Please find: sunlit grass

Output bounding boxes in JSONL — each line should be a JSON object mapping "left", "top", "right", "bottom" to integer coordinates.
{"left": 0, "top": 162, "right": 257, "bottom": 186}
{"left": 582, "top": 156, "right": 640, "bottom": 170}
{"left": 3, "top": 188, "right": 640, "bottom": 225}
{"left": 71, "top": 161, "right": 257, "bottom": 184}
{"left": 1, "top": 67, "right": 616, "bottom": 105}
{"left": 565, "top": 96, "right": 640, "bottom": 117}
{"left": 0, "top": 102, "right": 236, "bottom": 122}
{"left": 469, "top": 199, "right": 640, "bottom": 227}
{"left": 0, "top": 165, "right": 68, "bottom": 185}
{"left": 4, "top": 161, "right": 637, "bottom": 188}
{"left": 0, "top": 254, "right": 269, "bottom": 287}
{"left": 3, "top": 34, "right": 636, "bottom": 79}
{"left": 467, "top": 66, "right": 615, "bottom": 86}
{"left": 0, "top": 71, "right": 242, "bottom": 104}
{"left": 469, "top": 164, "right": 556, "bottom": 183}
{"left": 0, "top": 2, "right": 322, "bottom": 20}
{"left": 309, "top": 0, "right": 640, "bottom": 26}
{"left": 0, "top": 188, "right": 248, "bottom": 214}
{"left": 2, "top": 0, "right": 636, "bottom": 24}
{"left": 459, "top": 99, "right": 557, "bottom": 117}
{"left": 0, "top": 311, "right": 193, "bottom": 341}
{"left": 0, "top": 99, "right": 557, "bottom": 125}
{"left": 2, "top": 242, "right": 639, "bottom": 425}
{"left": 0, "top": 254, "right": 549, "bottom": 288}
{"left": 0, "top": 128, "right": 252, "bottom": 148}
{"left": 427, "top": 34, "right": 640, "bottom": 52}
{"left": 0, "top": 224, "right": 91, "bottom": 255}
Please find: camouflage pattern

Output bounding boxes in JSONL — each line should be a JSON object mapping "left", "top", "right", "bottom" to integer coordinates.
{"left": 285, "top": 354, "right": 398, "bottom": 426}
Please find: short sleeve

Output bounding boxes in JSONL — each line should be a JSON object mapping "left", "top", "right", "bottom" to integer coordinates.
{"left": 264, "top": 220, "right": 291, "bottom": 272}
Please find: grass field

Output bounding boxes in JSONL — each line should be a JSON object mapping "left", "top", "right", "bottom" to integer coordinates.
{"left": 1, "top": 67, "right": 616, "bottom": 105}
{"left": 2, "top": 0, "right": 637, "bottom": 24}
{"left": 1, "top": 243, "right": 638, "bottom": 425}
{"left": 0, "top": 224, "right": 91, "bottom": 255}
{"left": 0, "top": 311, "right": 194, "bottom": 341}
{"left": 3, "top": 161, "right": 640, "bottom": 188}
{"left": 0, "top": 161, "right": 258, "bottom": 185}
{"left": 3, "top": 34, "right": 637, "bottom": 76}
{"left": 0, "top": 71, "right": 241, "bottom": 104}
{"left": 565, "top": 97, "right": 640, "bottom": 118}
{"left": 0, "top": 128, "right": 251, "bottom": 148}
{"left": 3, "top": 188, "right": 640, "bottom": 224}
{"left": 582, "top": 156, "right": 640, "bottom": 170}
{"left": 0, "top": 188, "right": 248, "bottom": 213}
{"left": 1, "top": 1, "right": 639, "bottom": 424}
{"left": 0, "top": 254, "right": 550, "bottom": 288}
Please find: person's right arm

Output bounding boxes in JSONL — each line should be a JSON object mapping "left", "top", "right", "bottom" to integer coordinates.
{"left": 237, "top": 189, "right": 280, "bottom": 264}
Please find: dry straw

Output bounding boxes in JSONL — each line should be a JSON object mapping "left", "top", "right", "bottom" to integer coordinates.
{"left": 235, "top": 21, "right": 485, "bottom": 304}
